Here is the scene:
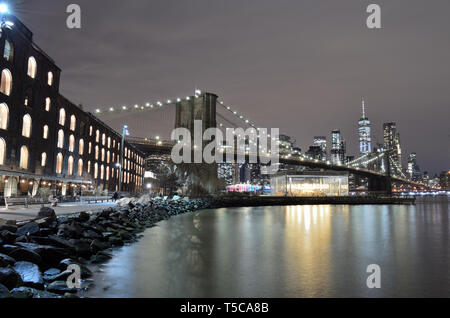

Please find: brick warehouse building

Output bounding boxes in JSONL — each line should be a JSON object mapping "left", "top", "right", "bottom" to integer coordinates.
{"left": 0, "top": 15, "right": 145, "bottom": 198}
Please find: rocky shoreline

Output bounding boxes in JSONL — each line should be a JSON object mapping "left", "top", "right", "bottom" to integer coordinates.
{"left": 0, "top": 197, "right": 211, "bottom": 298}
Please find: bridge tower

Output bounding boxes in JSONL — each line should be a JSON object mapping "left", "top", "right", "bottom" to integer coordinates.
{"left": 174, "top": 92, "right": 219, "bottom": 194}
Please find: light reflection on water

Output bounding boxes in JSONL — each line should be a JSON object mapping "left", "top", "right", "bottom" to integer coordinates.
{"left": 86, "top": 199, "right": 449, "bottom": 298}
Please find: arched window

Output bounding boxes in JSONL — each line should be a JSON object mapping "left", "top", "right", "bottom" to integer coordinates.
{"left": 56, "top": 153, "right": 63, "bottom": 173}
{"left": 59, "top": 109, "right": 66, "bottom": 126}
{"left": 100, "top": 165, "right": 104, "bottom": 180}
{"left": 107, "top": 151, "right": 110, "bottom": 164}
{"left": 0, "top": 138, "right": 5, "bottom": 165}
{"left": 48, "top": 72, "right": 53, "bottom": 86}
{"left": 88, "top": 142, "right": 92, "bottom": 154}
{"left": 43, "top": 125, "right": 49, "bottom": 139}
{"left": 107, "top": 137, "right": 111, "bottom": 148}
{"left": 19, "top": 146, "right": 29, "bottom": 169}
{"left": 57, "top": 130, "right": 64, "bottom": 148}
{"left": 106, "top": 167, "right": 109, "bottom": 181}
{"left": 27, "top": 57, "right": 37, "bottom": 78}
{"left": 70, "top": 115, "right": 76, "bottom": 131}
{"left": 69, "top": 135, "right": 75, "bottom": 152}
{"left": 78, "top": 159, "right": 83, "bottom": 176}
{"left": 94, "top": 163, "right": 98, "bottom": 179}
{"left": 22, "top": 114, "right": 32, "bottom": 138}
{"left": 45, "top": 98, "right": 51, "bottom": 111}
{"left": 68, "top": 156, "right": 74, "bottom": 175}
{"left": 0, "top": 69, "right": 12, "bottom": 96}
{"left": 89, "top": 126, "right": 93, "bottom": 136}
{"left": 41, "top": 152, "right": 47, "bottom": 167}
{"left": 87, "top": 161, "right": 91, "bottom": 173}
{"left": 24, "top": 88, "right": 32, "bottom": 106}
{"left": 102, "top": 133, "right": 106, "bottom": 145}
{"left": 79, "top": 139, "right": 84, "bottom": 155}
{"left": 0, "top": 103, "right": 8, "bottom": 130}
{"left": 101, "top": 148, "right": 105, "bottom": 161}
{"left": 3, "top": 40, "right": 13, "bottom": 62}
{"left": 95, "top": 130, "right": 100, "bottom": 143}
{"left": 95, "top": 145, "right": 99, "bottom": 160}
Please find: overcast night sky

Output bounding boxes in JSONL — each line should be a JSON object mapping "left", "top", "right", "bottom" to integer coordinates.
{"left": 9, "top": 0, "right": 450, "bottom": 175}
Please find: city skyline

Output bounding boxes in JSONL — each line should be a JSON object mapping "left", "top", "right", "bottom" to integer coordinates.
{"left": 12, "top": 0, "right": 450, "bottom": 175}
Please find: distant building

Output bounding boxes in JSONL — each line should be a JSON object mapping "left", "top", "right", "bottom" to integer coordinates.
{"left": 440, "top": 171, "right": 450, "bottom": 190}
{"left": 407, "top": 153, "right": 422, "bottom": 181}
{"left": 305, "top": 146, "right": 323, "bottom": 161}
{"left": 383, "top": 122, "right": 403, "bottom": 172}
{"left": 358, "top": 100, "right": 372, "bottom": 154}
{"left": 270, "top": 171, "right": 349, "bottom": 197}
{"left": 331, "top": 130, "right": 342, "bottom": 164}
{"left": 313, "top": 136, "right": 327, "bottom": 160}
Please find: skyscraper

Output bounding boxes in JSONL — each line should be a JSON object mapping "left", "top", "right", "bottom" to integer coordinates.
{"left": 383, "top": 122, "right": 403, "bottom": 171}
{"left": 313, "top": 136, "right": 327, "bottom": 161}
{"left": 358, "top": 100, "right": 372, "bottom": 154}
{"left": 331, "top": 130, "right": 342, "bottom": 164}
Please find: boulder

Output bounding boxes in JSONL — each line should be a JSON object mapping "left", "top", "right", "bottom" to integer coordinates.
{"left": 0, "top": 283, "right": 9, "bottom": 298}
{"left": 15, "top": 243, "right": 69, "bottom": 267}
{"left": 13, "top": 262, "right": 44, "bottom": 289}
{"left": 37, "top": 207, "right": 56, "bottom": 220}
{"left": 47, "top": 235, "right": 75, "bottom": 250}
{"left": 90, "top": 252, "right": 112, "bottom": 264}
{"left": 16, "top": 222, "right": 40, "bottom": 236}
{"left": 0, "top": 224, "right": 17, "bottom": 233}
{"left": 9, "top": 287, "right": 61, "bottom": 298}
{"left": 0, "top": 268, "right": 23, "bottom": 290}
{"left": 0, "top": 230, "right": 18, "bottom": 244}
{"left": 46, "top": 281, "right": 78, "bottom": 295}
{"left": 77, "top": 211, "right": 90, "bottom": 222}
{"left": 43, "top": 268, "right": 61, "bottom": 281}
{"left": 0, "top": 253, "right": 16, "bottom": 267}
{"left": 44, "top": 270, "right": 72, "bottom": 283}
{"left": 8, "top": 247, "right": 42, "bottom": 265}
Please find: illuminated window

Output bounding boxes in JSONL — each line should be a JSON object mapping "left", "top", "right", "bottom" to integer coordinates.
{"left": 3, "top": 40, "right": 13, "bottom": 62}
{"left": 22, "top": 114, "right": 32, "bottom": 138}
{"left": 57, "top": 130, "right": 64, "bottom": 148}
{"left": 70, "top": 115, "right": 76, "bottom": 131}
{"left": 101, "top": 148, "right": 105, "bottom": 161}
{"left": 102, "top": 133, "right": 106, "bottom": 145}
{"left": 68, "top": 156, "right": 74, "bottom": 175}
{"left": 45, "top": 98, "right": 51, "bottom": 111}
{"left": 0, "top": 138, "right": 5, "bottom": 165}
{"left": 79, "top": 139, "right": 84, "bottom": 155}
{"left": 27, "top": 57, "right": 37, "bottom": 78}
{"left": 88, "top": 142, "right": 92, "bottom": 154}
{"left": 94, "top": 163, "right": 98, "bottom": 179}
{"left": 56, "top": 153, "right": 63, "bottom": 173}
{"left": 87, "top": 161, "right": 91, "bottom": 173}
{"left": 41, "top": 152, "right": 47, "bottom": 167}
{"left": 100, "top": 165, "right": 104, "bottom": 180}
{"left": 107, "top": 151, "right": 110, "bottom": 164}
{"left": 78, "top": 159, "right": 83, "bottom": 176}
{"left": 43, "top": 125, "right": 49, "bottom": 139}
{"left": 48, "top": 72, "right": 53, "bottom": 86}
{"left": 0, "top": 69, "right": 12, "bottom": 96}
{"left": 96, "top": 130, "right": 100, "bottom": 143}
{"left": 95, "top": 145, "right": 99, "bottom": 160}
{"left": 0, "top": 103, "right": 8, "bottom": 130}
{"left": 89, "top": 126, "right": 93, "bottom": 136}
{"left": 107, "top": 137, "right": 111, "bottom": 148}
{"left": 19, "top": 146, "right": 29, "bottom": 169}
{"left": 106, "top": 167, "right": 109, "bottom": 181}
{"left": 69, "top": 135, "right": 75, "bottom": 152}
{"left": 59, "top": 109, "right": 66, "bottom": 126}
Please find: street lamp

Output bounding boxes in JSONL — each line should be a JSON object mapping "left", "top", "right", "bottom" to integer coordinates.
{"left": 0, "top": 3, "right": 8, "bottom": 14}
{"left": 118, "top": 125, "right": 129, "bottom": 194}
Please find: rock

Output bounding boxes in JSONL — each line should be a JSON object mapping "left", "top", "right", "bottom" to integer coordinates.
{"left": 0, "top": 224, "right": 17, "bottom": 233}
{"left": 82, "top": 230, "right": 102, "bottom": 240}
{"left": 0, "top": 230, "right": 18, "bottom": 244}
{"left": 37, "top": 207, "right": 56, "bottom": 220}
{"left": 35, "top": 218, "right": 51, "bottom": 228}
{"left": 90, "top": 239, "right": 109, "bottom": 253}
{"left": 16, "top": 222, "right": 40, "bottom": 236}
{"left": 90, "top": 252, "right": 112, "bottom": 264}
{"left": 15, "top": 243, "right": 69, "bottom": 267}
{"left": 0, "top": 253, "right": 16, "bottom": 267}
{"left": 0, "top": 268, "right": 23, "bottom": 290}
{"left": 57, "top": 223, "right": 83, "bottom": 238}
{"left": 44, "top": 270, "right": 72, "bottom": 283}
{"left": 108, "top": 236, "right": 124, "bottom": 246}
{"left": 0, "top": 283, "right": 9, "bottom": 298}
{"left": 59, "top": 259, "right": 92, "bottom": 278}
{"left": 47, "top": 281, "right": 78, "bottom": 295}
{"left": 47, "top": 235, "right": 75, "bottom": 250}
{"left": 43, "top": 268, "right": 61, "bottom": 280}
{"left": 10, "top": 287, "right": 61, "bottom": 298}
{"left": 13, "top": 262, "right": 44, "bottom": 289}
{"left": 8, "top": 247, "right": 42, "bottom": 265}
{"left": 77, "top": 212, "right": 90, "bottom": 222}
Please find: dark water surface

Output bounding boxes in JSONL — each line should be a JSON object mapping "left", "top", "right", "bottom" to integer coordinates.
{"left": 86, "top": 198, "right": 449, "bottom": 298}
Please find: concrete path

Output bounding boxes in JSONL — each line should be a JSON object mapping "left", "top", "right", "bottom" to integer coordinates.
{"left": 0, "top": 202, "right": 116, "bottom": 222}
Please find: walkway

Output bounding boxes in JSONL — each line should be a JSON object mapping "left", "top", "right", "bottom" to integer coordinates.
{"left": 0, "top": 202, "right": 116, "bottom": 222}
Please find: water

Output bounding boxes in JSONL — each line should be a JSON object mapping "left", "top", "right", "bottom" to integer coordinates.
{"left": 86, "top": 198, "right": 449, "bottom": 298}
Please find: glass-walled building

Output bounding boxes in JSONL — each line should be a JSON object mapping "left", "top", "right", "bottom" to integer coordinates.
{"left": 270, "top": 171, "right": 349, "bottom": 197}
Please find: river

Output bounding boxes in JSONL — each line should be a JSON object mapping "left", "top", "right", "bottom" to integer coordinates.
{"left": 85, "top": 197, "right": 449, "bottom": 298}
